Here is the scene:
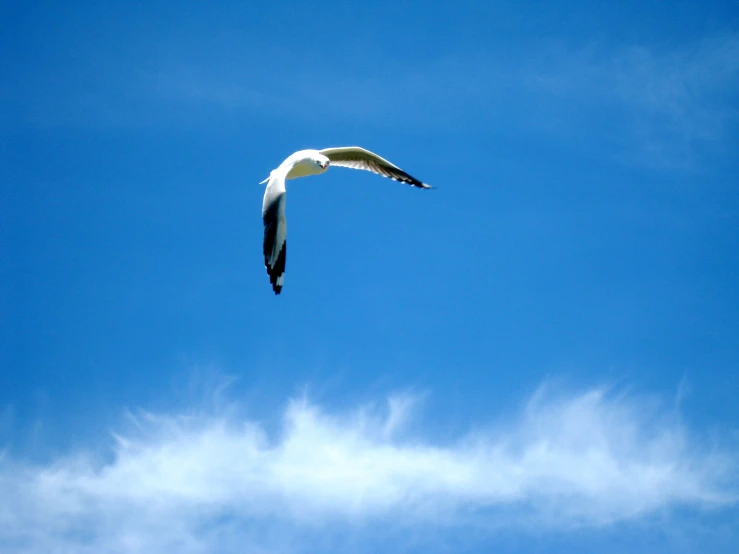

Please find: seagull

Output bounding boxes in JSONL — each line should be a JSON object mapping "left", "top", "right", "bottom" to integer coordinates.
{"left": 261, "top": 146, "right": 431, "bottom": 294}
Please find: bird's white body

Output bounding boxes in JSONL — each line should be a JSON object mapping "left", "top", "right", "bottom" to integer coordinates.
{"left": 260, "top": 149, "right": 329, "bottom": 185}
{"left": 261, "top": 146, "right": 430, "bottom": 294}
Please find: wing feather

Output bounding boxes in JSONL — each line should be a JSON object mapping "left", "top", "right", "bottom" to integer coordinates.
{"left": 262, "top": 175, "right": 287, "bottom": 294}
{"left": 319, "top": 146, "right": 431, "bottom": 189}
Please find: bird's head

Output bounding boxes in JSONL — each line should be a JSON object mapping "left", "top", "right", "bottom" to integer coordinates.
{"left": 313, "top": 154, "right": 330, "bottom": 171}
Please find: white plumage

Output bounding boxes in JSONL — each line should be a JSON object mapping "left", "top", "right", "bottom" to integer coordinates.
{"left": 261, "top": 146, "right": 431, "bottom": 294}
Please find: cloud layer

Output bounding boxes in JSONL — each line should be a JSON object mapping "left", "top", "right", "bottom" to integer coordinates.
{"left": 0, "top": 385, "right": 735, "bottom": 553}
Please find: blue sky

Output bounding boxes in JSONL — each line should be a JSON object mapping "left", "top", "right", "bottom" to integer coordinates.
{"left": 2, "top": 0, "right": 739, "bottom": 552}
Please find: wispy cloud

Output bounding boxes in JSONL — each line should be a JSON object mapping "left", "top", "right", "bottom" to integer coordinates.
{"left": 148, "top": 33, "right": 739, "bottom": 169}
{"left": 10, "top": 23, "right": 736, "bottom": 172}
{"left": 0, "top": 384, "right": 735, "bottom": 553}
{"left": 517, "top": 35, "right": 739, "bottom": 169}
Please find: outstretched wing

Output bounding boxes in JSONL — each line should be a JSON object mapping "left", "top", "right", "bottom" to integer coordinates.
{"left": 319, "top": 146, "right": 431, "bottom": 189}
{"left": 262, "top": 175, "right": 287, "bottom": 294}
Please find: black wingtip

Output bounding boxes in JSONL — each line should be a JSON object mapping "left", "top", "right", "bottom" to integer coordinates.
{"left": 265, "top": 240, "right": 286, "bottom": 296}
{"left": 411, "top": 181, "right": 434, "bottom": 190}
{"left": 391, "top": 173, "right": 433, "bottom": 189}
{"left": 268, "top": 275, "right": 283, "bottom": 294}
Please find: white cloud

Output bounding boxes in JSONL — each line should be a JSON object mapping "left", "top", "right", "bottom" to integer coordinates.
{"left": 0, "top": 385, "right": 736, "bottom": 553}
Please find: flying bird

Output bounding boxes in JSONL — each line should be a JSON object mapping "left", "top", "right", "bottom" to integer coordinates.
{"left": 261, "top": 147, "right": 431, "bottom": 294}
